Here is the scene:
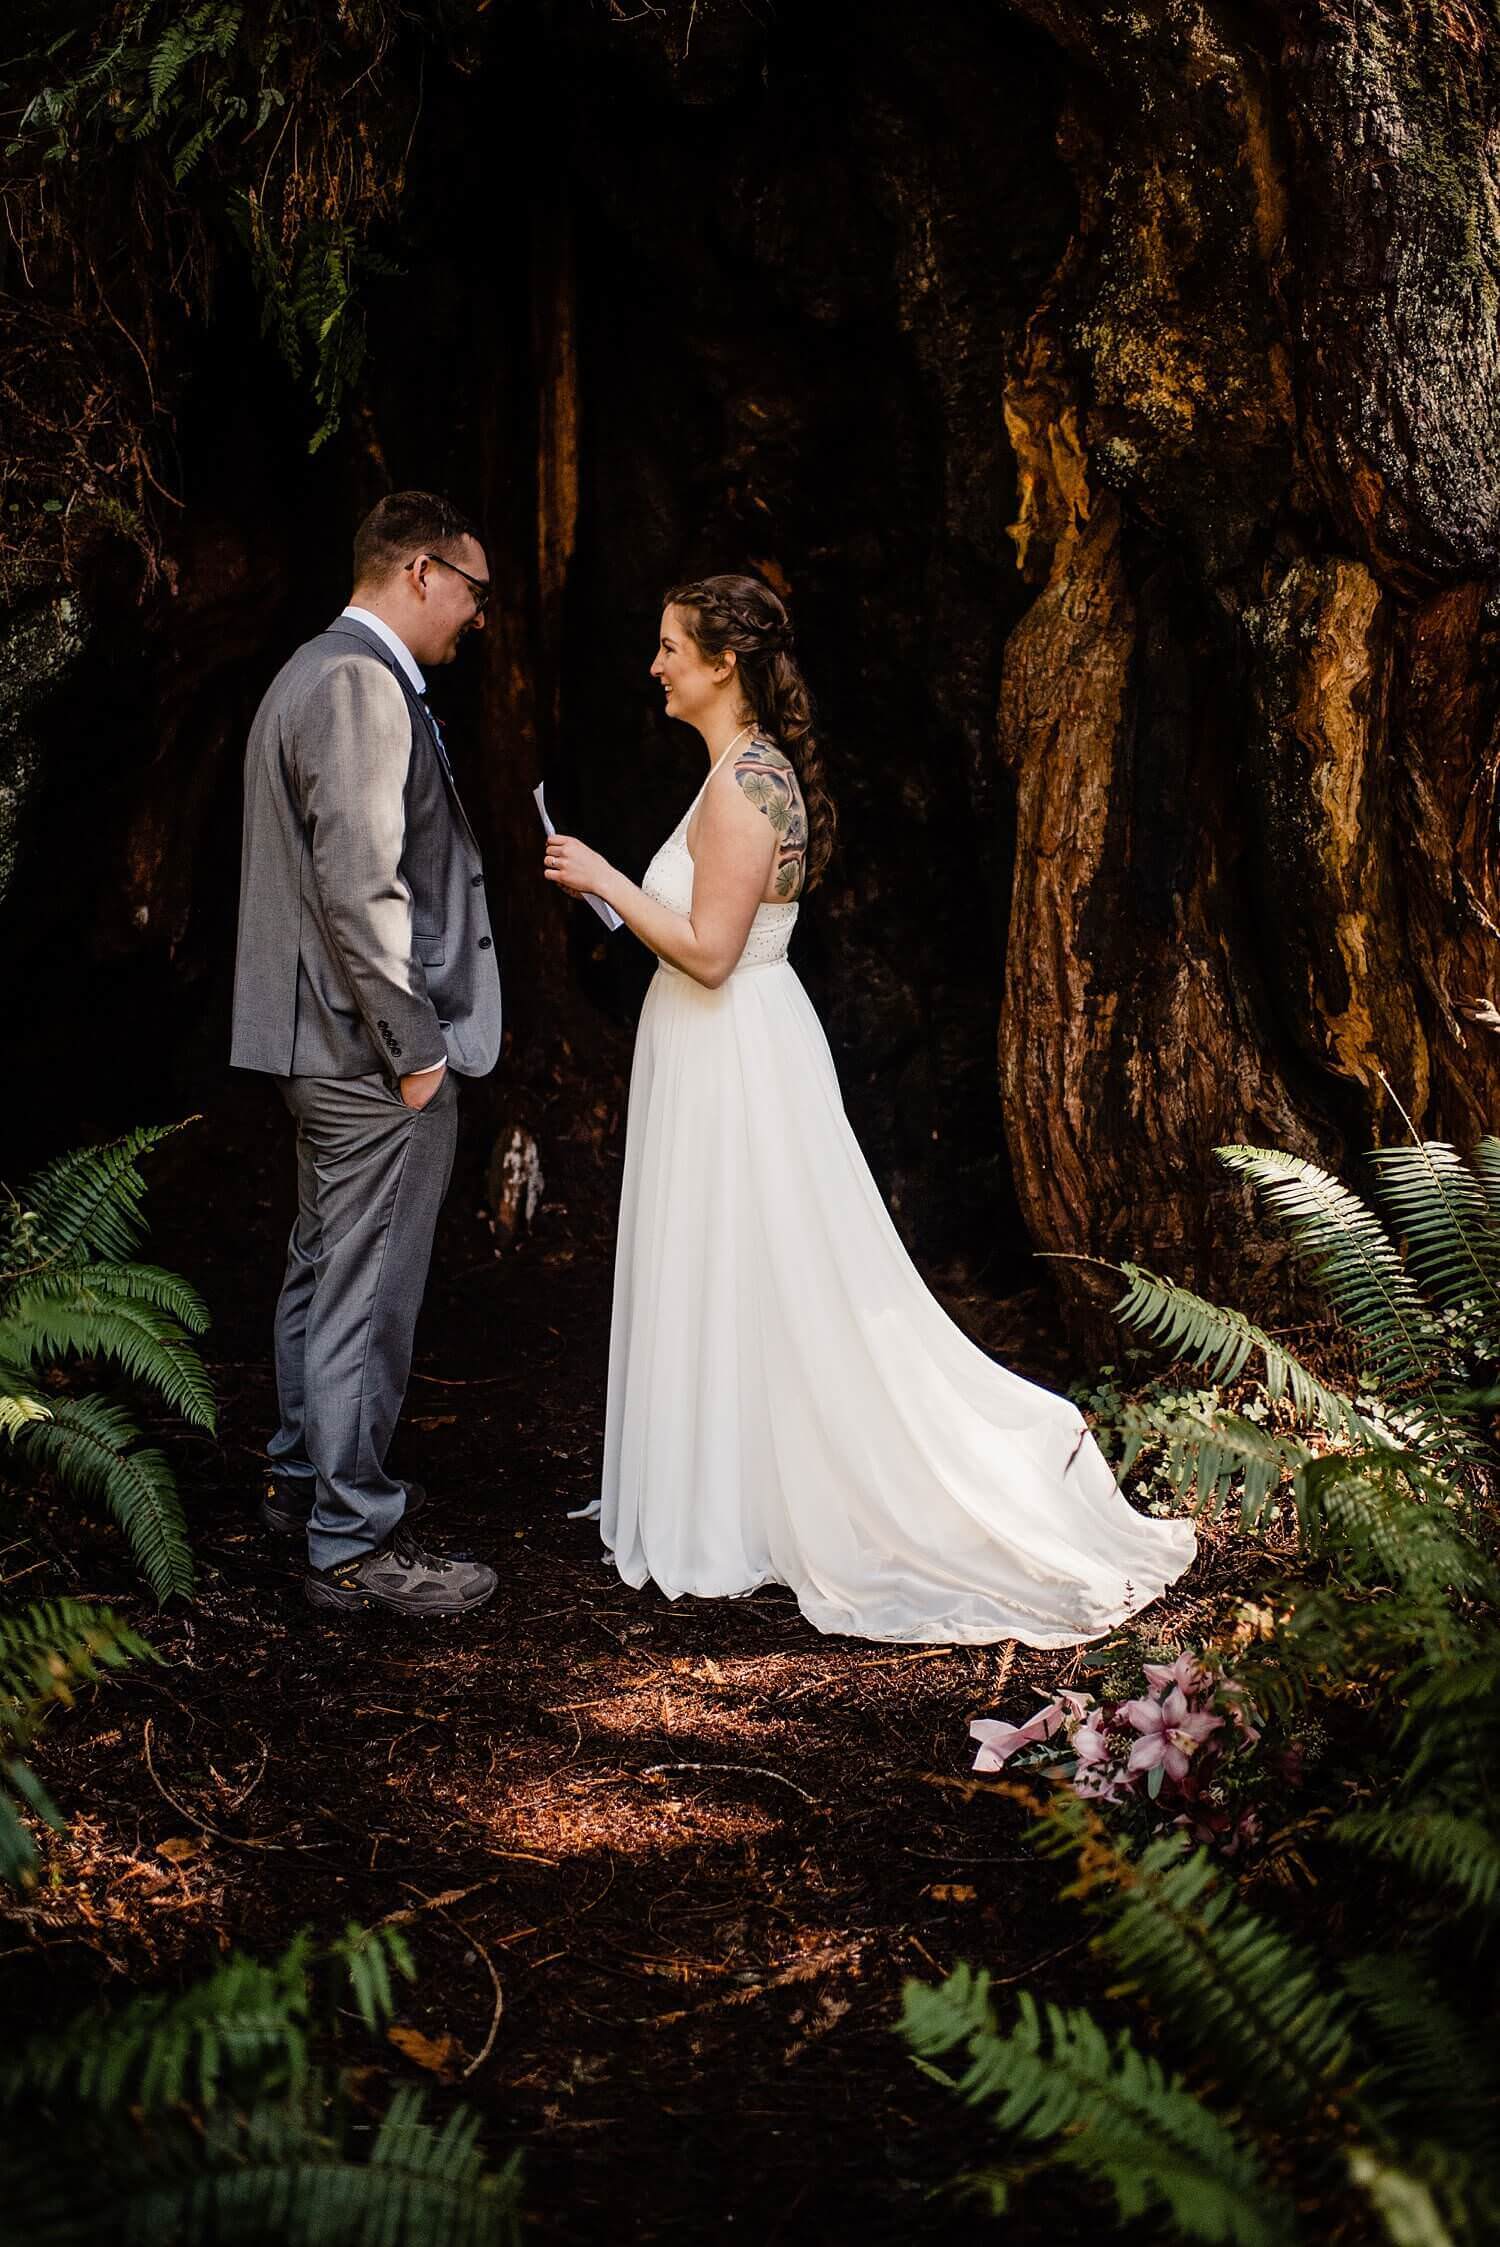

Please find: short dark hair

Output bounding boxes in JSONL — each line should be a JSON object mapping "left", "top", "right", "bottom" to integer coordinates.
{"left": 352, "top": 491, "right": 483, "bottom": 584}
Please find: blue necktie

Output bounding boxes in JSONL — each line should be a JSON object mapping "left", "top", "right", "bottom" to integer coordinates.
{"left": 420, "top": 697, "right": 455, "bottom": 784}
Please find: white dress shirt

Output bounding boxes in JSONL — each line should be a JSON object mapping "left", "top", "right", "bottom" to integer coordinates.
{"left": 340, "top": 605, "right": 426, "bottom": 695}
{"left": 337, "top": 605, "right": 444, "bottom": 1083}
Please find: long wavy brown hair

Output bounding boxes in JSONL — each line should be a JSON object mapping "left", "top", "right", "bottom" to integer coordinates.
{"left": 663, "top": 574, "right": 836, "bottom": 891}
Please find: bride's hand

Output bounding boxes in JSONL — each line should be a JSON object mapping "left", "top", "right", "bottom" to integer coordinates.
{"left": 543, "top": 834, "right": 615, "bottom": 899}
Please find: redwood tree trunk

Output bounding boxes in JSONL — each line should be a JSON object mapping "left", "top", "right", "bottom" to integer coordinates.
{"left": 995, "top": 0, "right": 1500, "bottom": 1318}
{"left": 3, "top": 0, "right": 1497, "bottom": 1338}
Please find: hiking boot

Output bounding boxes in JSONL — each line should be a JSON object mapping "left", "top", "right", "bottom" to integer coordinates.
{"left": 262, "top": 1476, "right": 428, "bottom": 1537}
{"left": 304, "top": 1526, "right": 496, "bottom": 1618}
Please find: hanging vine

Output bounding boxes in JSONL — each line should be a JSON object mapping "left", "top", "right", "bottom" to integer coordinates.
{"left": 0, "top": 0, "right": 490, "bottom": 588}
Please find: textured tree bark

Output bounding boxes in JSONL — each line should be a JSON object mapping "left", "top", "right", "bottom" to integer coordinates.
{"left": 3, "top": 0, "right": 1497, "bottom": 1334}
{"left": 995, "top": 0, "right": 1500, "bottom": 1316}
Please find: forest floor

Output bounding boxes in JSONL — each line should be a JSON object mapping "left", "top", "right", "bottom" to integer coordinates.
{"left": 0, "top": 1072, "right": 1259, "bottom": 2245}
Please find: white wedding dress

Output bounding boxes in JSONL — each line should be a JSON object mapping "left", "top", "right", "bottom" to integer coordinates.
{"left": 598, "top": 754, "right": 1197, "bottom": 1646}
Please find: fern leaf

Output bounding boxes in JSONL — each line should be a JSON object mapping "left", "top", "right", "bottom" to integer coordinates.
{"left": 24, "top": 1261, "right": 210, "bottom": 1334}
{"left": 14, "top": 1122, "right": 187, "bottom": 1268}
{"left": 1347, "top": 2146, "right": 1460, "bottom": 2247}
{"left": 17, "top": 1395, "right": 193, "bottom": 1602}
{"left": 1115, "top": 1401, "right": 1311, "bottom": 1526}
{"left": 1215, "top": 1146, "right": 1443, "bottom": 1389}
{"left": 1469, "top": 1138, "right": 1500, "bottom": 1230}
{"left": 0, "top": 1598, "right": 155, "bottom": 1734}
{"left": 1367, "top": 1142, "right": 1500, "bottom": 1337}
{"left": 1344, "top": 1953, "right": 1500, "bottom": 2157}
{"left": 0, "top": 1390, "right": 51, "bottom": 1437}
{"left": 1332, "top": 1806, "right": 1500, "bottom": 1916}
{"left": 332, "top": 1920, "right": 416, "bottom": 2031}
{"left": 1113, "top": 1265, "right": 1375, "bottom": 1441}
{"left": 116, "top": 2081, "right": 524, "bottom": 2246}
{"left": 0, "top": 1769, "right": 60, "bottom": 1886}
{"left": 901, "top": 1980, "right": 1293, "bottom": 2244}
{"left": 1295, "top": 1452, "right": 1496, "bottom": 1601}
{"left": 0, "top": 1292, "right": 215, "bottom": 1431}
{"left": 1031, "top": 1798, "right": 1356, "bottom": 2123}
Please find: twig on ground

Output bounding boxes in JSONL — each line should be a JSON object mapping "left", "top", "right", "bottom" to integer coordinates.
{"left": 142, "top": 1720, "right": 301, "bottom": 1852}
{"left": 641, "top": 1761, "right": 818, "bottom": 1805}
{"left": 439, "top": 1907, "right": 504, "bottom": 2079}
{"left": 774, "top": 1647, "right": 959, "bottom": 1705}
{"left": 217, "top": 1737, "right": 268, "bottom": 1813}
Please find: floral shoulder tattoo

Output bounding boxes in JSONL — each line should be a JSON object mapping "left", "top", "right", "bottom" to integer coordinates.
{"left": 733, "top": 738, "right": 808, "bottom": 900}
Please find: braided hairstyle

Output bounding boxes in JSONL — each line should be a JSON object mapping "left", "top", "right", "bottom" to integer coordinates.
{"left": 663, "top": 574, "right": 836, "bottom": 891}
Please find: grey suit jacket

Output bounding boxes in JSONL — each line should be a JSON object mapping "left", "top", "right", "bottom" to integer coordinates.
{"left": 230, "top": 617, "right": 503, "bottom": 1080}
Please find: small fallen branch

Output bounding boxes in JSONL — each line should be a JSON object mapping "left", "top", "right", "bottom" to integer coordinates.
{"left": 640, "top": 1761, "right": 818, "bottom": 1806}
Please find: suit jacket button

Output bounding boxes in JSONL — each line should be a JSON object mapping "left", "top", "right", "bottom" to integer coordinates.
{"left": 470, "top": 874, "right": 483, "bottom": 888}
{"left": 478, "top": 936, "right": 493, "bottom": 950}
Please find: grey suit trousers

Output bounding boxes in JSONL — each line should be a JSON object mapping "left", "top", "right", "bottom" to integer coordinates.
{"left": 267, "top": 1070, "right": 459, "bottom": 1570}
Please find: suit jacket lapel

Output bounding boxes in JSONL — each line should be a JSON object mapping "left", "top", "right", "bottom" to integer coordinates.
{"left": 324, "top": 618, "right": 481, "bottom": 851}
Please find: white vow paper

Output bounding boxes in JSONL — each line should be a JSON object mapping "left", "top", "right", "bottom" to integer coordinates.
{"left": 534, "top": 783, "right": 624, "bottom": 932}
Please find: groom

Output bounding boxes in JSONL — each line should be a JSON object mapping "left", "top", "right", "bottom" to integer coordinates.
{"left": 231, "top": 491, "right": 502, "bottom": 1618}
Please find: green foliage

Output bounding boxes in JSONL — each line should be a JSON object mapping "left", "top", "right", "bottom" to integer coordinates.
{"left": 0, "top": 1122, "right": 209, "bottom": 1601}
{"left": 0, "top": 1922, "right": 523, "bottom": 2243}
{"left": 906, "top": 1126, "right": 1500, "bottom": 2241}
{"left": 5, "top": 0, "right": 488, "bottom": 521}
{"left": 0, "top": 1597, "right": 154, "bottom": 1885}
{"left": 903, "top": 1974, "right": 1290, "bottom": 2244}
{"left": 1215, "top": 1145, "right": 1448, "bottom": 1390}
{"left": 1110, "top": 1263, "right": 1378, "bottom": 1448}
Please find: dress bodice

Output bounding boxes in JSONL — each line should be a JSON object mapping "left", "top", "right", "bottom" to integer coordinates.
{"left": 642, "top": 760, "right": 799, "bottom": 974}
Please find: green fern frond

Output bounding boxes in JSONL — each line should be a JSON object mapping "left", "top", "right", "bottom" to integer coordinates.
{"left": 1332, "top": 1807, "right": 1500, "bottom": 1917}
{"left": 16, "top": 1395, "right": 193, "bottom": 1603}
{"left": 11, "top": 1122, "right": 188, "bottom": 1269}
{"left": 1292, "top": 1452, "right": 1495, "bottom": 1600}
{"left": 331, "top": 1918, "right": 416, "bottom": 2031}
{"left": 1344, "top": 1953, "right": 1500, "bottom": 2156}
{"left": 23, "top": 1261, "right": 210, "bottom": 1334}
{"left": 1215, "top": 1146, "right": 1443, "bottom": 1390}
{"left": 1115, "top": 1401, "right": 1311, "bottom": 1526}
{"left": 0, "top": 1291, "right": 215, "bottom": 1431}
{"left": 120, "top": 2084, "right": 524, "bottom": 2246}
{"left": 0, "top": 1940, "right": 315, "bottom": 2112}
{"left": 1030, "top": 1800, "right": 1356, "bottom": 2123}
{"left": 1112, "top": 1265, "right": 1375, "bottom": 1441}
{"left": 900, "top": 1979, "right": 1293, "bottom": 2245}
{"left": 1346, "top": 2146, "right": 1461, "bottom": 2247}
{"left": 1240, "top": 1586, "right": 1462, "bottom": 1723}
{"left": 0, "top": 1756, "right": 65, "bottom": 1885}
{"left": 0, "top": 1597, "right": 155, "bottom": 1732}
{"left": 1367, "top": 1142, "right": 1500, "bottom": 1337}
{"left": 1, "top": 1918, "right": 417, "bottom": 2115}
{"left": 1469, "top": 1139, "right": 1500, "bottom": 1231}
{"left": 1399, "top": 1653, "right": 1500, "bottom": 1796}
{"left": 0, "top": 1390, "right": 50, "bottom": 1437}
{"left": 145, "top": 2, "right": 242, "bottom": 115}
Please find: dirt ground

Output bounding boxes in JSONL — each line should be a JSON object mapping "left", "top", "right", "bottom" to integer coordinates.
{"left": 1, "top": 1070, "right": 1238, "bottom": 2244}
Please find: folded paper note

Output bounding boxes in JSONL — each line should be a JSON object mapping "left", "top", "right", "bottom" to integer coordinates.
{"left": 534, "top": 784, "right": 625, "bottom": 932}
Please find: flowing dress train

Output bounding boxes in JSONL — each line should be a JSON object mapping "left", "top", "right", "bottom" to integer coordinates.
{"left": 598, "top": 761, "right": 1196, "bottom": 1646}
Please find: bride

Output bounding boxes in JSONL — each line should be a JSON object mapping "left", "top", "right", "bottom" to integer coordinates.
{"left": 542, "top": 575, "right": 1195, "bottom": 1645}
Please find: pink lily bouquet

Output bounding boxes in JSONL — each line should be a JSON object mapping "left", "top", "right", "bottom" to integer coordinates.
{"left": 969, "top": 1652, "right": 1263, "bottom": 1852}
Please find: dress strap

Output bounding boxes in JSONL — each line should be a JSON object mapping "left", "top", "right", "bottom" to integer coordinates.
{"left": 685, "top": 724, "right": 756, "bottom": 816}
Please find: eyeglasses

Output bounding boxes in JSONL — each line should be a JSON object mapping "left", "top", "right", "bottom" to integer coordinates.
{"left": 411, "top": 552, "right": 491, "bottom": 614}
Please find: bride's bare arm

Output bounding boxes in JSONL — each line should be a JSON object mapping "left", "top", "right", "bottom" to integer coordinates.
{"left": 544, "top": 771, "right": 776, "bottom": 989}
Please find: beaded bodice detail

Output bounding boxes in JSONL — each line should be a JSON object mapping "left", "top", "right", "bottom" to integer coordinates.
{"left": 642, "top": 756, "right": 799, "bottom": 974}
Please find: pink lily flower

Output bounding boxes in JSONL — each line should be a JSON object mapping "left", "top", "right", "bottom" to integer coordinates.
{"left": 969, "top": 1700, "right": 1067, "bottom": 1772}
{"left": 1216, "top": 1678, "right": 1264, "bottom": 1746}
{"left": 1121, "top": 1687, "right": 1223, "bottom": 1780}
{"left": 1072, "top": 1720, "right": 1113, "bottom": 1769}
{"left": 1144, "top": 1654, "right": 1208, "bottom": 1698}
